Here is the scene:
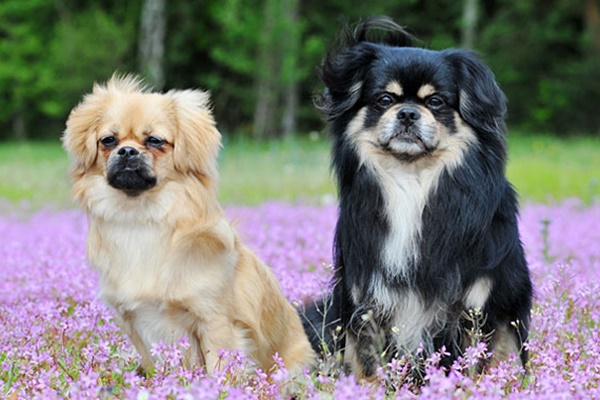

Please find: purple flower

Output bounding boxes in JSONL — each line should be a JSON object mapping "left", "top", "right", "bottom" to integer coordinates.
{"left": 0, "top": 200, "right": 599, "bottom": 398}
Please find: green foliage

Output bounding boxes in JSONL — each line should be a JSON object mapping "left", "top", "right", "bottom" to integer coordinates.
{"left": 479, "top": 0, "right": 600, "bottom": 135}
{"left": 0, "top": 0, "right": 54, "bottom": 137}
{"left": 166, "top": 0, "right": 264, "bottom": 134}
{"left": 40, "top": 6, "right": 138, "bottom": 119}
{"left": 0, "top": 0, "right": 598, "bottom": 139}
{"left": 0, "top": 1, "right": 139, "bottom": 140}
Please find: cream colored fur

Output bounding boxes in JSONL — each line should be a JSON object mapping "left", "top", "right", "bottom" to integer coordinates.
{"left": 62, "top": 75, "right": 315, "bottom": 374}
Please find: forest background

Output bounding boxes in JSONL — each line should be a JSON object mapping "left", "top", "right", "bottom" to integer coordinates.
{"left": 1, "top": 0, "right": 599, "bottom": 142}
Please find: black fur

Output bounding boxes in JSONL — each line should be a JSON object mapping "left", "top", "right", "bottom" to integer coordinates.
{"left": 302, "top": 17, "right": 532, "bottom": 377}
{"left": 107, "top": 150, "right": 157, "bottom": 197}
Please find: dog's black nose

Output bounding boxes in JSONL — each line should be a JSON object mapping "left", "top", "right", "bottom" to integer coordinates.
{"left": 397, "top": 107, "right": 421, "bottom": 124}
{"left": 117, "top": 146, "right": 140, "bottom": 158}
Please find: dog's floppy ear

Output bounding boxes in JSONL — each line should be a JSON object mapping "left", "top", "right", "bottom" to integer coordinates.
{"left": 444, "top": 50, "right": 507, "bottom": 135}
{"left": 166, "top": 89, "right": 221, "bottom": 181}
{"left": 318, "top": 17, "right": 414, "bottom": 121}
{"left": 62, "top": 84, "right": 112, "bottom": 177}
{"left": 317, "top": 44, "right": 377, "bottom": 121}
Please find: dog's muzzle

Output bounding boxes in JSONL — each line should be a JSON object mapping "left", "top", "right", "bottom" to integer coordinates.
{"left": 107, "top": 146, "right": 157, "bottom": 196}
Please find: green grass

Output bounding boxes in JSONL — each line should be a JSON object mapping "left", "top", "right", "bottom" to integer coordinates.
{"left": 219, "top": 135, "right": 334, "bottom": 205}
{"left": 507, "top": 133, "right": 600, "bottom": 203}
{"left": 0, "top": 141, "right": 72, "bottom": 207}
{"left": 0, "top": 133, "right": 598, "bottom": 209}
{"left": 0, "top": 135, "right": 335, "bottom": 208}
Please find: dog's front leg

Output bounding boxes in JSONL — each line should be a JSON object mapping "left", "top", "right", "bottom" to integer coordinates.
{"left": 345, "top": 309, "right": 388, "bottom": 380}
{"left": 120, "top": 310, "right": 155, "bottom": 373}
{"left": 195, "top": 314, "right": 240, "bottom": 374}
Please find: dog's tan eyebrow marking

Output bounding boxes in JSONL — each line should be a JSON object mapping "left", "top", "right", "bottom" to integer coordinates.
{"left": 417, "top": 84, "right": 437, "bottom": 99}
{"left": 385, "top": 81, "right": 403, "bottom": 97}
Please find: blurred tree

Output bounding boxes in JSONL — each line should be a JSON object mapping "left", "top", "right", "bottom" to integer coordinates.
{"left": 43, "top": 5, "right": 137, "bottom": 119}
{"left": 139, "top": 0, "right": 166, "bottom": 89}
{"left": 461, "top": 0, "right": 479, "bottom": 49}
{"left": 0, "top": 0, "right": 54, "bottom": 140}
{"left": 586, "top": 0, "right": 600, "bottom": 56}
{"left": 581, "top": 0, "right": 600, "bottom": 134}
{"left": 0, "top": 0, "right": 138, "bottom": 140}
{"left": 280, "top": 0, "right": 300, "bottom": 137}
{"left": 252, "top": 0, "right": 279, "bottom": 139}
{"left": 213, "top": 0, "right": 261, "bottom": 134}
{"left": 479, "top": 0, "right": 599, "bottom": 135}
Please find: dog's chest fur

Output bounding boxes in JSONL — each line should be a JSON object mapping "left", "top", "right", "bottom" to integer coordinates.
{"left": 360, "top": 161, "right": 448, "bottom": 350}
{"left": 86, "top": 214, "right": 238, "bottom": 348}
{"left": 376, "top": 161, "right": 440, "bottom": 280}
{"left": 353, "top": 128, "right": 472, "bottom": 280}
{"left": 347, "top": 128, "right": 478, "bottom": 352}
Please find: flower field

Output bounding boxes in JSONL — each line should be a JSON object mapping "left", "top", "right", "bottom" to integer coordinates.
{"left": 1, "top": 200, "right": 599, "bottom": 399}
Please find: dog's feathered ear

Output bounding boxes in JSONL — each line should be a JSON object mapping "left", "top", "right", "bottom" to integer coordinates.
{"left": 166, "top": 89, "right": 221, "bottom": 181}
{"left": 63, "top": 83, "right": 112, "bottom": 177}
{"left": 317, "top": 44, "right": 376, "bottom": 121}
{"left": 317, "top": 17, "right": 414, "bottom": 121}
{"left": 444, "top": 50, "right": 507, "bottom": 135}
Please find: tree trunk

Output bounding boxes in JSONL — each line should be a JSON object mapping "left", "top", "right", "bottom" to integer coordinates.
{"left": 139, "top": 0, "right": 167, "bottom": 89}
{"left": 584, "top": 0, "right": 600, "bottom": 135}
{"left": 585, "top": 0, "right": 600, "bottom": 58}
{"left": 12, "top": 109, "right": 26, "bottom": 141}
{"left": 282, "top": 79, "right": 298, "bottom": 138}
{"left": 461, "top": 0, "right": 478, "bottom": 49}
{"left": 280, "top": 0, "right": 299, "bottom": 138}
{"left": 252, "top": 0, "right": 279, "bottom": 139}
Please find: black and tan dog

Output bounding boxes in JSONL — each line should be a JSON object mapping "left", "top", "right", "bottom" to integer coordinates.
{"left": 302, "top": 17, "right": 532, "bottom": 379}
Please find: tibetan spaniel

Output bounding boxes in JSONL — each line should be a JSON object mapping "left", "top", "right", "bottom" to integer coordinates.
{"left": 63, "top": 75, "right": 315, "bottom": 375}
{"left": 302, "top": 17, "right": 532, "bottom": 379}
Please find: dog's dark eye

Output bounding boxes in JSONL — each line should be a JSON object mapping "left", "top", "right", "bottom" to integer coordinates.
{"left": 375, "top": 94, "right": 396, "bottom": 109}
{"left": 145, "top": 136, "right": 165, "bottom": 148}
{"left": 100, "top": 136, "right": 118, "bottom": 148}
{"left": 426, "top": 95, "right": 445, "bottom": 110}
